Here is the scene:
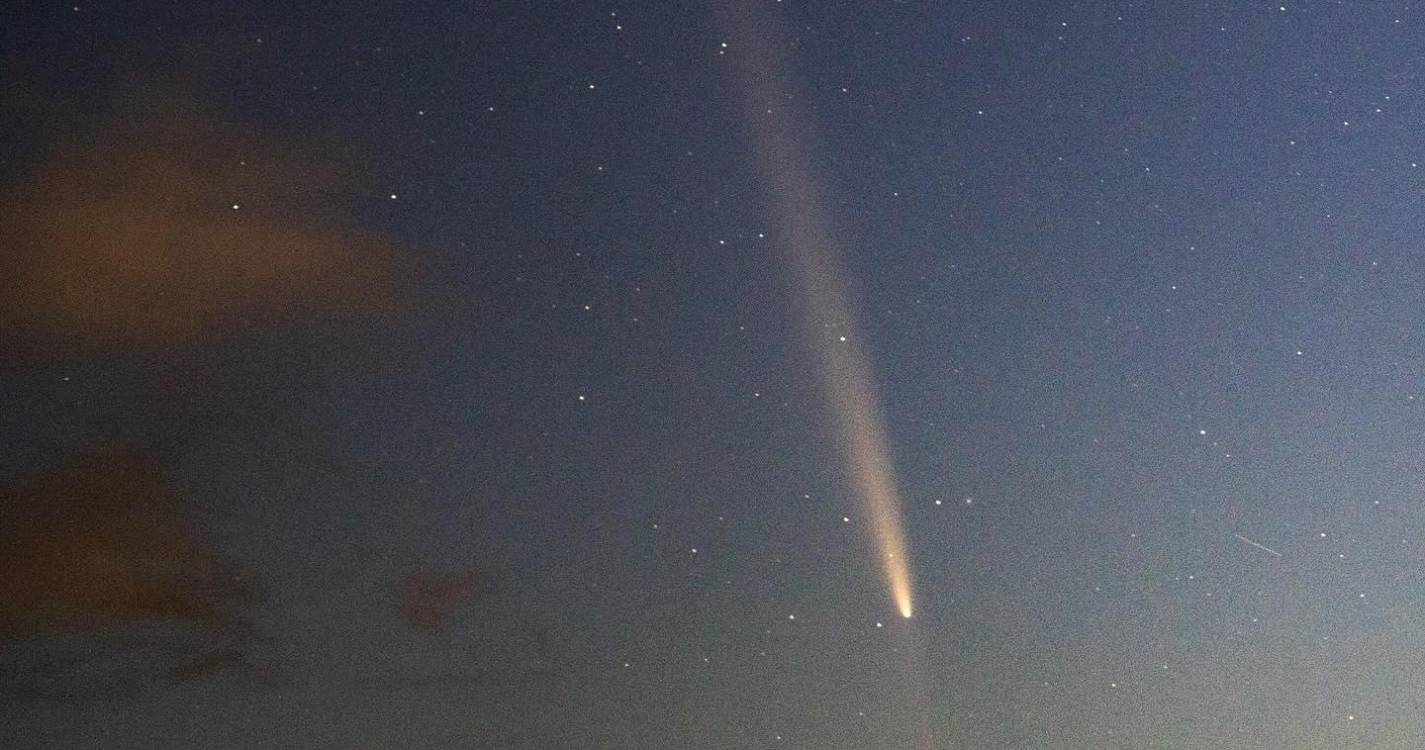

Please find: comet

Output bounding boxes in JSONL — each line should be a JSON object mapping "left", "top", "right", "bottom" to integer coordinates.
{"left": 718, "top": 1, "right": 915, "bottom": 619}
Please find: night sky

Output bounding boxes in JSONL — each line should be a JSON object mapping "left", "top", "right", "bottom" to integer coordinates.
{"left": 5, "top": 2, "right": 1425, "bottom": 748}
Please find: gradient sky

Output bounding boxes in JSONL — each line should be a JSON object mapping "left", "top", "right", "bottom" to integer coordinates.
{"left": 5, "top": 2, "right": 1425, "bottom": 748}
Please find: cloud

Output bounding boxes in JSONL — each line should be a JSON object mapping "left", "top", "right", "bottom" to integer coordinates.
{"left": 0, "top": 445, "right": 274, "bottom": 699}
{"left": 0, "top": 86, "right": 408, "bottom": 354}
{"left": 397, "top": 569, "right": 484, "bottom": 631}
{"left": 0, "top": 445, "right": 257, "bottom": 637}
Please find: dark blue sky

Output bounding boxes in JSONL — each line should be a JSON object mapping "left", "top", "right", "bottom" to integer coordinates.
{"left": 5, "top": 2, "right": 1425, "bottom": 747}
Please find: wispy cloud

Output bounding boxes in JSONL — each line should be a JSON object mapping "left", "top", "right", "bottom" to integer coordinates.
{"left": 1, "top": 85, "right": 409, "bottom": 355}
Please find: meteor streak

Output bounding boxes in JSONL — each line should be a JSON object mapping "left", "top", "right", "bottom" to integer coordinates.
{"left": 719, "top": 2, "right": 914, "bottom": 618}
{"left": 1234, "top": 533, "right": 1282, "bottom": 557}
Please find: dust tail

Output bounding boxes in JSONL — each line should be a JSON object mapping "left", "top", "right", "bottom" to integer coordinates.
{"left": 716, "top": 0, "right": 915, "bottom": 622}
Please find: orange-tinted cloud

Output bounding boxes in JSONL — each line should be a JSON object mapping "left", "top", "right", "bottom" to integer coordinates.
{"left": 0, "top": 446, "right": 257, "bottom": 639}
{"left": 1, "top": 88, "right": 407, "bottom": 352}
{"left": 397, "top": 569, "right": 483, "bottom": 631}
